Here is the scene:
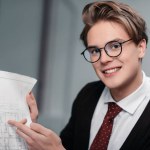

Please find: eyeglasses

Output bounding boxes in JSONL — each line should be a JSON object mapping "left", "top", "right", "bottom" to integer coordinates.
{"left": 81, "top": 39, "right": 132, "bottom": 63}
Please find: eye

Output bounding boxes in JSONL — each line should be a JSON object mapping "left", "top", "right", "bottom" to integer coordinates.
{"left": 111, "top": 42, "right": 121, "bottom": 49}
{"left": 105, "top": 41, "right": 121, "bottom": 52}
{"left": 88, "top": 47, "right": 100, "bottom": 55}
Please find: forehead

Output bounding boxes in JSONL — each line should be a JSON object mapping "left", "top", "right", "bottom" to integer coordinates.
{"left": 87, "top": 21, "right": 129, "bottom": 46}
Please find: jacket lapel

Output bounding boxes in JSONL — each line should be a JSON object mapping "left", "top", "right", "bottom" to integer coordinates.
{"left": 120, "top": 100, "right": 150, "bottom": 150}
{"left": 74, "top": 81, "right": 105, "bottom": 150}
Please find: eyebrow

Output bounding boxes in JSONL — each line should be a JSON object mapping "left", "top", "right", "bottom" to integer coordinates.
{"left": 87, "top": 38, "right": 123, "bottom": 48}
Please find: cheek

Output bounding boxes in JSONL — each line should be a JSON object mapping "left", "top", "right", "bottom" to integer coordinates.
{"left": 120, "top": 46, "right": 140, "bottom": 64}
{"left": 121, "top": 53, "right": 140, "bottom": 73}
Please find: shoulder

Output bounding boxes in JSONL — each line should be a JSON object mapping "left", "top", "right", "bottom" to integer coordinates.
{"left": 78, "top": 80, "right": 105, "bottom": 96}
{"left": 85, "top": 80, "right": 105, "bottom": 89}
{"left": 72, "top": 80, "right": 105, "bottom": 109}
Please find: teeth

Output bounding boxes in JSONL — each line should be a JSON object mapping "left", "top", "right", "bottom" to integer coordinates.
{"left": 104, "top": 68, "right": 119, "bottom": 74}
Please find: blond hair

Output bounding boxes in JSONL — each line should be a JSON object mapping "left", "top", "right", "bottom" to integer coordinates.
{"left": 80, "top": 1, "right": 148, "bottom": 47}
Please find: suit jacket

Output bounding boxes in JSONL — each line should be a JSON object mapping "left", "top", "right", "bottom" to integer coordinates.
{"left": 60, "top": 81, "right": 150, "bottom": 150}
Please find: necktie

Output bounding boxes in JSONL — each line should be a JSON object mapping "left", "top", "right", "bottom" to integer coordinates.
{"left": 90, "top": 102, "right": 122, "bottom": 150}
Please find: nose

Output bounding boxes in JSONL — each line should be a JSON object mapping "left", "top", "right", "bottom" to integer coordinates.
{"left": 100, "top": 49, "right": 113, "bottom": 64}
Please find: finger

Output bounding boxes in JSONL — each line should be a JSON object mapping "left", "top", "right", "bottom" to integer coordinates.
{"left": 8, "top": 120, "right": 38, "bottom": 149}
{"left": 8, "top": 118, "right": 27, "bottom": 124}
{"left": 26, "top": 92, "right": 38, "bottom": 122}
{"left": 30, "top": 123, "right": 52, "bottom": 136}
{"left": 19, "top": 118, "right": 27, "bottom": 124}
{"left": 16, "top": 129, "right": 39, "bottom": 150}
{"left": 16, "top": 128, "right": 32, "bottom": 142}
{"left": 30, "top": 123, "right": 61, "bottom": 142}
{"left": 8, "top": 120, "right": 37, "bottom": 138}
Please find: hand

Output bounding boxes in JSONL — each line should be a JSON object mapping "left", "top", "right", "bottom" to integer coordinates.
{"left": 26, "top": 92, "right": 38, "bottom": 122}
{"left": 8, "top": 120, "right": 66, "bottom": 150}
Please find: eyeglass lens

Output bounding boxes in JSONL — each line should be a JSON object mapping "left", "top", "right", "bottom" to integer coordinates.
{"left": 84, "top": 41, "right": 122, "bottom": 63}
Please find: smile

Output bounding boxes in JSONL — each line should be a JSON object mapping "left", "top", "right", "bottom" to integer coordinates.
{"left": 103, "top": 67, "right": 121, "bottom": 74}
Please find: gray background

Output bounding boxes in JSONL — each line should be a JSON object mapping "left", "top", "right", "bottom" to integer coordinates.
{"left": 0, "top": 0, "right": 150, "bottom": 134}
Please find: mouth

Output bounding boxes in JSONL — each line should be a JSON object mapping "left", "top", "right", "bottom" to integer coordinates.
{"left": 103, "top": 67, "right": 121, "bottom": 74}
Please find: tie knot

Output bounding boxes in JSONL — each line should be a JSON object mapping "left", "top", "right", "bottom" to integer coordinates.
{"left": 107, "top": 102, "right": 122, "bottom": 120}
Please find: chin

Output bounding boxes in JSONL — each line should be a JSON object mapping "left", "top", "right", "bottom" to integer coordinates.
{"left": 105, "top": 84, "right": 118, "bottom": 89}
{"left": 102, "top": 79, "right": 122, "bottom": 89}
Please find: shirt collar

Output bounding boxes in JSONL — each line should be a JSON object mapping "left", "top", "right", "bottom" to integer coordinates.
{"left": 104, "top": 71, "right": 148, "bottom": 115}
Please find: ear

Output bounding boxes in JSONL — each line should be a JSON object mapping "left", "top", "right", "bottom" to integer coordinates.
{"left": 138, "top": 39, "right": 146, "bottom": 59}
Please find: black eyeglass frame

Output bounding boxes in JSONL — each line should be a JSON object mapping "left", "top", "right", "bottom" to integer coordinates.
{"left": 81, "top": 39, "right": 132, "bottom": 63}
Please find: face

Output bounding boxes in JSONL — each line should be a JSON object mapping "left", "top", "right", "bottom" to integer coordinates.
{"left": 87, "top": 21, "right": 146, "bottom": 99}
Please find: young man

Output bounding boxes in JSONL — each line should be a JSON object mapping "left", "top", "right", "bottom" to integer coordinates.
{"left": 8, "top": 1, "right": 150, "bottom": 150}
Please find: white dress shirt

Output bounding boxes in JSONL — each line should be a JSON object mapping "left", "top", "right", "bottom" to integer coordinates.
{"left": 89, "top": 72, "right": 150, "bottom": 150}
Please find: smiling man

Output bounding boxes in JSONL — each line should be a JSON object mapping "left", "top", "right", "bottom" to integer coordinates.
{"left": 85, "top": 20, "right": 145, "bottom": 100}
{"left": 8, "top": 1, "right": 150, "bottom": 150}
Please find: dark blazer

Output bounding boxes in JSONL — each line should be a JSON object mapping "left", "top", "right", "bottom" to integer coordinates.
{"left": 60, "top": 81, "right": 150, "bottom": 150}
